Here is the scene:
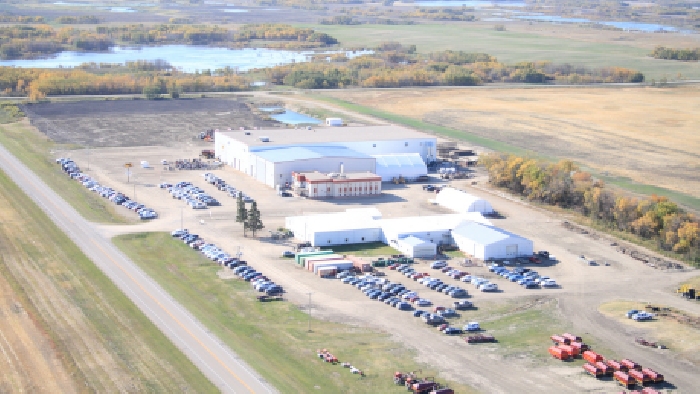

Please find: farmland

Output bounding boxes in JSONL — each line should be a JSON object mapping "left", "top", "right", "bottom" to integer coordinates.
{"left": 0, "top": 167, "right": 216, "bottom": 392}
{"left": 317, "top": 86, "right": 700, "bottom": 206}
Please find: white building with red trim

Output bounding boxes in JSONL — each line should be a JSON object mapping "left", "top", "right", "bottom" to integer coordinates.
{"left": 291, "top": 171, "right": 382, "bottom": 198}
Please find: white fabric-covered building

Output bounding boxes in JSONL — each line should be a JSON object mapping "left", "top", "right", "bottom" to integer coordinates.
{"left": 380, "top": 213, "right": 491, "bottom": 246}
{"left": 435, "top": 187, "right": 494, "bottom": 214}
{"left": 396, "top": 236, "right": 437, "bottom": 258}
{"left": 452, "top": 222, "right": 533, "bottom": 260}
{"left": 373, "top": 153, "right": 428, "bottom": 181}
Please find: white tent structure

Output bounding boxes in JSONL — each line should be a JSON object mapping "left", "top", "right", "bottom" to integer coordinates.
{"left": 435, "top": 187, "right": 493, "bottom": 214}
{"left": 373, "top": 153, "right": 427, "bottom": 182}
{"left": 451, "top": 222, "right": 533, "bottom": 260}
{"left": 379, "top": 214, "right": 486, "bottom": 246}
{"left": 396, "top": 236, "right": 437, "bottom": 258}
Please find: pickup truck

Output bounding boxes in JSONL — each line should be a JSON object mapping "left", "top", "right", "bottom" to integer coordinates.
{"left": 453, "top": 300, "right": 474, "bottom": 310}
{"left": 632, "top": 312, "right": 654, "bottom": 321}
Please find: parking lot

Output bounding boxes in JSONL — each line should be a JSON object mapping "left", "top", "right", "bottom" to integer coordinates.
{"left": 64, "top": 142, "right": 700, "bottom": 393}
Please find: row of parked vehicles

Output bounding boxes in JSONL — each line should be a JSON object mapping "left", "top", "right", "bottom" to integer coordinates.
{"left": 160, "top": 181, "right": 220, "bottom": 209}
{"left": 170, "top": 228, "right": 284, "bottom": 296}
{"left": 392, "top": 263, "right": 471, "bottom": 297}
{"left": 202, "top": 173, "right": 254, "bottom": 203}
{"left": 425, "top": 261, "right": 499, "bottom": 292}
{"left": 488, "top": 264, "right": 559, "bottom": 289}
{"left": 338, "top": 272, "right": 414, "bottom": 311}
{"left": 57, "top": 158, "right": 158, "bottom": 220}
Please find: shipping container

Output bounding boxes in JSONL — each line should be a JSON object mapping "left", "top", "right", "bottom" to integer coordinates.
{"left": 613, "top": 371, "right": 636, "bottom": 389}
{"left": 583, "top": 351, "right": 604, "bottom": 364}
{"left": 583, "top": 363, "right": 604, "bottom": 378}
{"left": 548, "top": 346, "right": 571, "bottom": 360}
{"left": 558, "top": 344, "right": 579, "bottom": 357}
{"left": 312, "top": 261, "right": 354, "bottom": 274}
{"left": 628, "top": 369, "right": 651, "bottom": 385}
{"left": 641, "top": 368, "right": 664, "bottom": 384}
{"left": 317, "top": 267, "right": 337, "bottom": 277}
{"left": 295, "top": 250, "right": 333, "bottom": 265}
{"left": 304, "top": 254, "right": 343, "bottom": 269}
{"left": 621, "top": 359, "right": 642, "bottom": 371}
{"left": 595, "top": 361, "right": 614, "bottom": 376}
{"left": 562, "top": 333, "right": 582, "bottom": 343}
{"left": 606, "top": 359, "right": 629, "bottom": 372}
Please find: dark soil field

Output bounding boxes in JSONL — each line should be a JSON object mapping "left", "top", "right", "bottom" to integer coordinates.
{"left": 22, "top": 97, "right": 279, "bottom": 147}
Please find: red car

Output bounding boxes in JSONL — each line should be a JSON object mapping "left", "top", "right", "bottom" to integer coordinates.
{"left": 388, "top": 264, "right": 399, "bottom": 270}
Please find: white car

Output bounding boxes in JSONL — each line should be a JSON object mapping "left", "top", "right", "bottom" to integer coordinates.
{"left": 471, "top": 278, "right": 487, "bottom": 286}
{"left": 541, "top": 279, "right": 558, "bottom": 288}
{"left": 632, "top": 312, "right": 654, "bottom": 321}
{"left": 464, "top": 322, "right": 480, "bottom": 331}
{"left": 460, "top": 275, "right": 474, "bottom": 283}
{"left": 414, "top": 299, "right": 432, "bottom": 307}
{"left": 430, "top": 261, "right": 447, "bottom": 269}
{"left": 401, "top": 292, "right": 418, "bottom": 300}
{"left": 480, "top": 283, "right": 498, "bottom": 292}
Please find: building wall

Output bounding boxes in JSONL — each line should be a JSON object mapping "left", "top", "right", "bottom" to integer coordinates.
{"left": 382, "top": 229, "right": 453, "bottom": 245}
{"left": 305, "top": 180, "right": 381, "bottom": 198}
{"left": 342, "top": 139, "right": 435, "bottom": 162}
{"left": 273, "top": 157, "right": 375, "bottom": 189}
{"left": 453, "top": 234, "right": 533, "bottom": 260}
{"left": 311, "top": 228, "right": 382, "bottom": 247}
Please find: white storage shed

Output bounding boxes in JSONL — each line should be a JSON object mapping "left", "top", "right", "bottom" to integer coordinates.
{"left": 373, "top": 153, "right": 428, "bottom": 182}
{"left": 396, "top": 236, "right": 437, "bottom": 258}
{"left": 435, "top": 187, "right": 494, "bottom": 214}
{"left": 451, "top": 222, "right": 533, "bottom": 260}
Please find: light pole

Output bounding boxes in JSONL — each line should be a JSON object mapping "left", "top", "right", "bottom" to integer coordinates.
{"left": 307, "top": 292, "right": 313, "bottom": 333}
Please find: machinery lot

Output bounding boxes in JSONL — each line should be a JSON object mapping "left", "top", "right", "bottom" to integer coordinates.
{"left": 63, "top": 141, "right": 700, "bottom": 393}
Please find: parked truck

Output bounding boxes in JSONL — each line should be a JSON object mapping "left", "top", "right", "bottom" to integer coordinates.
{"left": 422, "top": 314, "right": 445, "bottom": 326}
{"left": 606, "top": 359, "right": 629, "bottom": 372}
{"left": 621, "top": 358, "right": 642, "bottom": 371}
{"left": 613, "top": 371, "right": 637, "bottom": 389}
{"left": 641, "top": 368, "right": 664, "bottom": 384}
{"left": 583, "top": 363, "right": 605, "bottom": 378}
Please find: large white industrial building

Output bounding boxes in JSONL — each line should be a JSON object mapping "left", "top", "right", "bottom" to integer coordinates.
{"left": 215, "top": 126, "right": 436, "bottom": 188}
{"left": 285, "top": 205, "right": 533, "bottom": 260}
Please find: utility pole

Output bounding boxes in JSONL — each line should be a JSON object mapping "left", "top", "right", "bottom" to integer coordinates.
{"left": 307, "top": 292, "right": 312, "bottom": 333}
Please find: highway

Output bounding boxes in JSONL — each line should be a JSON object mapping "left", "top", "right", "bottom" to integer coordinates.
{"left": 0, "top": 144, "right": 275, "bottom": 393}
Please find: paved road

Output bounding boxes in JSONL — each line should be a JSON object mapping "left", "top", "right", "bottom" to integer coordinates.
{"left": 0, "top": 144, "right": 275, "bottom": 394}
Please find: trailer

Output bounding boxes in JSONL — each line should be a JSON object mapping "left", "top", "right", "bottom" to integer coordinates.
{"left": 606, "top": 359, "right": 629, "bottom": 372}
{"left": 595, "top": 361, "right": 614, "bottom": 376}
{"left": 550, "top": 335, "right": 569, "bottom": 345}
{"left": 641, "top": 368, "right": 664, "bottom": 384}
{"left": 583, "top": 350, "right": 604, "bottom": 364}
{"left": 548, "top": 346, "right": 571, "bottom": 361}
{"left": 614, "top": 371, "right": 637, "bottom": 389}
{"left": 562, "top": 333, "right": 582, "bottom": 343}
{"left": 570, "top": 341, "right": 590, "bottom": 353}
{"left": 628, "top": 369, "right": 652, "bottom": 386}
{"left": 621, "top": 359, "right": 642, "bottom": 371}
{"left": 465, "top": 335, "right": 496, "bottom": 344}
{"left": 583, "top": 363, "right": 604, "bottom": 378}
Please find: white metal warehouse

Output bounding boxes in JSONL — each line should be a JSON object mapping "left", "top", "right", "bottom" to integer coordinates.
{"left": 451, "top": 222, "right": 533, "bottom": 260}
{"left": 285, "top": 208, "right": 383, "bottom": 247}
{"left": 214, "top": 126, "right": 437, "bottom": 188}
{"left": 435, "top": 187, "right": 494, "bottom": 214}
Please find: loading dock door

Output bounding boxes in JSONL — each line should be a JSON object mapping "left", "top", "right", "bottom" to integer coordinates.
{"left": 506, "top": 244, "right": 518, "bottom": 257}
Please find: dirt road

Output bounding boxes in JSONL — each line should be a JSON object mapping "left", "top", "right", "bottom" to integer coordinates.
{"left": 0, "top": 144, "right": 276, "bottom": 394}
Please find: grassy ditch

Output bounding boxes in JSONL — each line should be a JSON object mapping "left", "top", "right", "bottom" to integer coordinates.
{"left": 0, "top": 168, "right": 217, "bottom": 392}
{"left": 113, "top": 232, "right": 477, "bottom": 394}
{"left": 599, "top": 301, "right": 700, "bottom": 366}
{"left": 0, "top": 119, "right": 130, "bottom": 223}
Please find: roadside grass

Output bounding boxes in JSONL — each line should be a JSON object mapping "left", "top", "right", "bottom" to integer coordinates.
{"left": 113, "top": 232, "right": 478, "bottom": 394}
{"left": 452, "top": 297, "right": 617, "bottom": 363}
{"left": 321, "top": 242, "right": 401, "bottom": 257}
{"left": 599, "top": 301, "right": 700, "bottom": 365}
{"left": 307, "top": 94, "right": 530, "bottom": 155}
{"left": 301, "top": 23, "right": 700, "bottom": 80}
{"left": 592, "top": 172, "right": 700, "bottom": 212}
{"left": 0, "top": 119, "right": 130, "bottom": 223}
{"left": 0, "top": 169, "right": 217, "bottom": 392}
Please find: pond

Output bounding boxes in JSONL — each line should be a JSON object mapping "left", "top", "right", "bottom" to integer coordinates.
{"left": 258, "top": 108, "right": 322, "bottom": 124}
{"left": 515, "top": 14, "right": 683, "bottom": 32}
{"left": 0, "top": 46, "right": 371, "bottom": 72}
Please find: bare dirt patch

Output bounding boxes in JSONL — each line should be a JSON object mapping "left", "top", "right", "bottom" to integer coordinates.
{"left": 321, "top": 87, "right": 700, "bottom": 197}
{"left": 23, "top": 97, "right": 278, "bottom": 147}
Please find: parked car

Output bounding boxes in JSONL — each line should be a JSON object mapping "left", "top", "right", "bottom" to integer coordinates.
{"left": 430, "top": 261, "right": 447, "bottom": 269}
{"left": 480, "top": 283, "right": 498, "bottom": 292}
{"left": 443, "top": 327, "right": 462, "bottom": 335}
{"left": 626, "top": 309, "right": 641, "bottom": 319}
{"left": 541, "top": 279, "right": 558, "bottom": 288}
{"left": 414, "top": 299, "right": 432, "bottom": 307}
{"left": 464, "top": 322, "right": 480, "bottom": 331}
{"left": 632, "top": 312, "right": 654, "bottom": 321}
{"left": 413, "top": 310, "right": 427, "bottom": 317}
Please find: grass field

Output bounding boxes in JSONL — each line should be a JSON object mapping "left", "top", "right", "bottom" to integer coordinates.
{"left": 0, "top": 119, "right": 130, "bottom": 223}
{"left": 305, "top": 23, "right": 700, "bottom": 81}
{"left": 113, "top": 232, "right": 478, "bottom": 394}
{"left": 599, "top": 301, "right": 700, "bottom": 366}
{"left": 0, "top": 169, "right": 216, "bottom": 392}
{"left": 314, "top": 87, "right": 700, "bottom": 209}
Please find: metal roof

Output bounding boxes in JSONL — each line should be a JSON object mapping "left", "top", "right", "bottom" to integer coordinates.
{"left": 218, "top": 125, "right": 434, "bottom": 147}
{"left": 399, "top": 236, "right": 431, "bottom": 247}
{"left": 252, "top": 146, "right": 372, "bottom": 163}
{"left": 373, "top": 153, "right": 427, "bottom": 168}
{"left": 452, "top": 222, "right": 529, "bottom": 245}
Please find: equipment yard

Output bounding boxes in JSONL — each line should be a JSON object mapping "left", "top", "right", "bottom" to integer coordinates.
{"left": 11, "top": 95, "right": 700, "bottom": 393}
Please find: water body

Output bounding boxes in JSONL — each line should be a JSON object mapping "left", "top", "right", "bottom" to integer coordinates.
{"left": 0, "top": 46, "right": 371, "bottom": 72}
{"left": 411, "top": 1, "right": 525, "bottom": 7}
{"left": 515, "top": 15, "right": 682, "bottom": 32}
{"left": 270, "top": 110, "right": 321, "bottom": 125}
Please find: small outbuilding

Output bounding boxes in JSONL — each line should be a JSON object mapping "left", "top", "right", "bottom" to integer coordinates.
{"left": 451, "top": 222, "right": 533, "bottom": 260}
{"left": 435, "top": 187, "right": 493, "bottom": 214}
{"left": 396, "top": 236, "right": 437, "bottom": 258}
{"left": 325, "top": 118, "right": 343, "bottom": 126}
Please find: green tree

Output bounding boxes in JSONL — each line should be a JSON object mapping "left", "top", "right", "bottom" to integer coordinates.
{"left": 142, "top": 85, "right": 161, "bottom": 100}
{"left": 235, "top": 195, "right": 248, "bottom": 236}
{"left": 246, "top": 201, "right": 264, "bottom": 237}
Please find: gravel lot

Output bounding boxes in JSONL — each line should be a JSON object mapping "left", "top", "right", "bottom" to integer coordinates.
{"left": 59, "top": 141, "right": 698, "bottom": 393}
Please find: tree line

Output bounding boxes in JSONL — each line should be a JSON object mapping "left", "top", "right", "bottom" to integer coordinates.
{"left": 481, "top": 153, "right": 699, "bottom": 265}
{"left": 651, "top": 46, "right": 700, "bottom": 61}
{"left": 0, "top": 23, "right": 338, "bottom": 60}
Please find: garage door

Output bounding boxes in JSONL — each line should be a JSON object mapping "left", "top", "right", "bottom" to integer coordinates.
{"left": 505, "top": 244, "right": 518, "bottom": 257}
